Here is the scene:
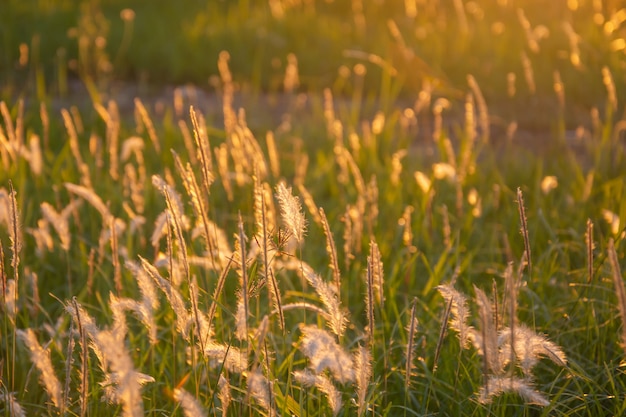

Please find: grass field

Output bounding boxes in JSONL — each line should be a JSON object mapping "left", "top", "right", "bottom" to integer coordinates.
{"left": 1, "top": 0, "right": 626, "bottom": 416}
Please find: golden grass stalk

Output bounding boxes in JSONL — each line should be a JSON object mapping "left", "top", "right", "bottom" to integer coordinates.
{"left": 110, "top": 216, "right": 122, "bottom": 294}
{"left": 354, "top": 344, "right": 371, "bottom": 416}
{"left": 172, "top": 150, "right": 217, "bottom": 271}
{"left": 520, "top": 51, "right": 536, "bottom": 94}
{"left": 61, "top": 108, "right": 92, "bottom": 188}
{"left": 405, "top": 298, "right": 418, "bottom": 388}
{"left": 467, "top": 75, "right": 489, "bottom": 143}
{"left": 602, "top": 66, "right": 618, "bottom": 111}
{"left": 365, "top": 251, "right": 375, "bottom": 345}
{"left": 608, "top": 238, "right": 626, "bottom": 353}
{"left": 71, "top": 297, "right": 89, "bottom": 417}
{"left": 516, "top": 187, "right": 532, "bottom": 277}
{"left": 16, "top": 329, "right": 63, "bottom": 411}
{"left": 235, "top": 213, "right": 249, "bottom": 341}
{"left": 275, "top": 182, "right": 307, "bottom": 245}
{"left": 215, "top": 143, "right": 234, "bottom": 201}
{"left": 586, "top": 219, "right": 594, "bottom": 283}
{"left": 134, "top": 98, "right": 160, "bottom": 153}
{"left": 293, "top": 369, "right": 343, "bottom": 416}
{"left": 173, "top": 388, "right": 206, "bottom": 417}
{"left": 298, "top": 325, "right": 355, "bottom": 383}
{"left": 7, "top": 182, "right": 20, "bottom": 306}
{"left": 105, "top": 100, "right": 121, "bottom": 181}
{"left": 265, "top": 131, "right": 280, "bottom": 178}
{"left": 0, "top": 101, "right": 17, "bottom": 148}
{"left": 320, "top": 207, "right": 341, "bottom": 292}
{"left": 152, "top": 175, "right": 190, "bottom": 280}
{"left": 298, "top": 183, "right": 322, "bottom": 226}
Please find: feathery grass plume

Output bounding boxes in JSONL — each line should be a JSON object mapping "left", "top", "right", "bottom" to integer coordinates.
{"left": 134, "top": 98, "right": 160, "bottom": 153}
{"left": 63, "top": 312, "right": 75, "bottom": 416}
{"left": 177, "top": 119, "right": 197, "bottom": 165}
{"left": 16, "top": 329, "right": 63, "bottom": 411}
{"left": 478, "top": 375, "right": 549, "bottom": 406}
{"left": 298, "top": 183, "right": 322, "bottom": 226}
{"left": 320, "top": 207, "right": 341, "bottom": 293}
{"left": 61, "top": 108, "right": 92, "bottom": 188}
{"left": 298, "top": 325, "right": 355, "bottom": 383}
{"left": 275, "top": 182, "right": 307, "bottom": 245}
{"left": 64, "top": 182, "right": 112, "bottom": 222}
{"left": 354, "top": 344, "right": 371, "bottom": 416}
{"left": 284, "top": 52, "right": 300, "bottom": 93}
{"left": 27, "top": 133, "right": 42, "bottom": 176}
{"left": 368, "top": 240, "right": 384, "bottom": 307}
{"left": 173, "top": 388, "right": 206, "bottom": 417}
{"left": 474, "top": 286, "right": 502, "bottom": 375}
{"left": 254, "top": 175, "right": 284, "bottom": 332}
{"left": 215, "top": 143, "right": 234, "bottom": 201}
{"left": 608, "top": 238, "right": 626, "bottom": 353}
{"left": 294, "top": 151, "right": 309, "bottom": 187}
{"left": 152, "top": 174, "right": 190, "bottom": 280}
{"left": 1, "top": 388, "right": 26, "bottom": 417}
{"left": 436, "top": 284, "right": 474, "bottom": 349}
{"left": 293, "top": 369, "right": 343, "bottom": 416}
{"left": 586, "top": 219, "right": 594, "bottom": 284}
{"left": 71, "top": 297, "right": 89, "bottom": 417}
{"left": 365, "top": 176, "right": 379, "bottom": 235}
{"left": 405, "top": 298, "right": 418, "bottom": 388}
{"left": 189, "top": 105, "right": 213, "bottom": 182}
{"left": 234, "top": 213, "right": 250, "bottom": 341}
{"left": 218, "top": 375, "right": 231, "bottom": 415}
{"left": 40, "top": 200, "right": 82, "bottom": 251}
{"left": 265, "top": 131, "right": 280, "bottom": 178}
{"left": 365, "top": 255, "right": 375, "bottom": 345}
{"left": 299, "top": 262, "right": 347, "bottom": 338}
{"left": 602, "top": 66, "right": 618, "bottom": 111}
{"left": 94, "top": 329, "right": 154, "bottom": 417}
{"left": 7, "top": 181, "right": 20, "bottom": 288}
{"left": 390, "top": 150, "right": 406, "bottom": 186}
{"left": 103, "top": 100, "right": 121, "bottom": 181}
{"left": 172, "top": 151, "right": 221, "bottom": 275}
{"left": 217, "top": 51, "right": 236, "bottom": 136}
{"left": 516, "top": 187, "right": 532, "bottom": 277}
{"left": 247, "top": 369, "right": 274, "bottom": 414}
{"left": 139, "top": 256, "right": 192, "bottom": 338}
{"left": 110, "top": 216, "right": 122, "bottom": 294}
{"left": 342, "top": 205, "right": 355, "bottom": 268}
{"left": 503, "top": 262, "right": 517, "bottom": 374}
{"left": 203, "top": 342, "right": 247, "bottom": 373}
{"left": 498, "top": 325, "right": 567, "bottom": 375}
{"left": 467, "top": 74, "right": 489, "bottom": 143}
{"left": 520, "top": 51, "right": 536, "bottom": 94}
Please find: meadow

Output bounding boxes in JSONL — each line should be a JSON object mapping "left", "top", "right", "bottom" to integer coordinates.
{"left": 1, "top": 0, "right": 626, "bottom": 415}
